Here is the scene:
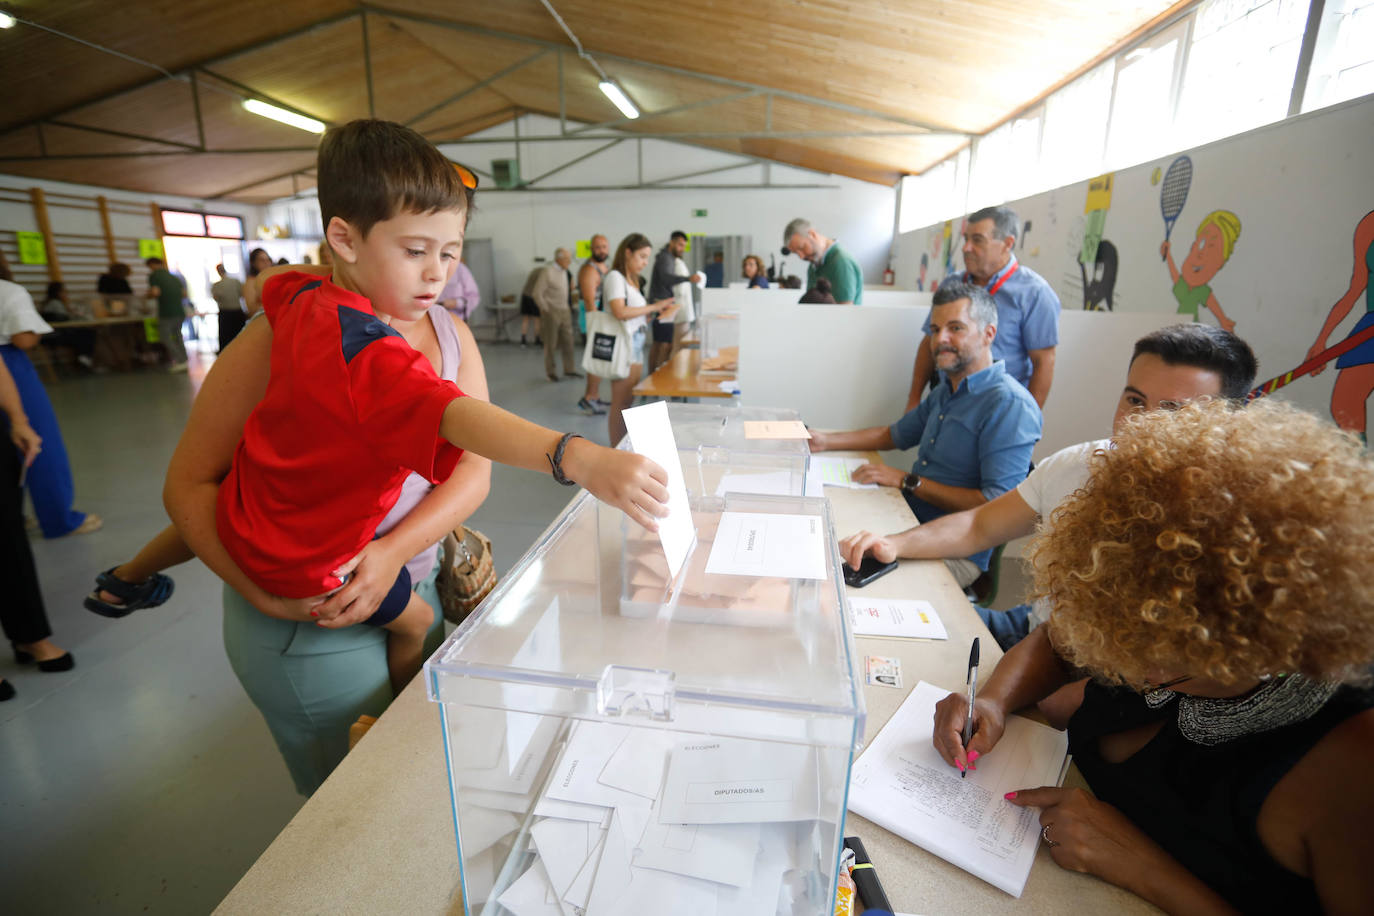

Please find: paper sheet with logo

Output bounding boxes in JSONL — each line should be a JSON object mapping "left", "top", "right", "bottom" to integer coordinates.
{"left": 622, "top": 400, "right": 697, "bottom": 578}
{"left": 741, "top": 420, "right": 810, "bottom": 439}
{"left": 847, "top": 681, "right": 1070, "bottom": 897}
{"left": 850, "top": 597, "right": 948, "bottom": 640}
{"left": 806, "top": 455, "right": 878, "bottom": 490}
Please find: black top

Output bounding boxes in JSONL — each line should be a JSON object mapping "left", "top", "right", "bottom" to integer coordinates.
{"left": 648, "top": 247, "right": 692, "bottom": 301}
{"left": 97, "top": 275, "right": 132, "bottom": 294}
{"left": 1068, "top": 680, "right": 1374, "bottom": 913}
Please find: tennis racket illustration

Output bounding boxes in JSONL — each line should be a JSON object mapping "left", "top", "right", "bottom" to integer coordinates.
{"left": 1159, "top": 156, "right": 1193, "bottom": 260}
{"left": 1248, "top": 323, "right": 1374, "bottom": 401}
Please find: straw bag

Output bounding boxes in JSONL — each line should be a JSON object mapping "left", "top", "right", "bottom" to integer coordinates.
{"left": 436, "top": 526, "right": 496, "bottom": 624}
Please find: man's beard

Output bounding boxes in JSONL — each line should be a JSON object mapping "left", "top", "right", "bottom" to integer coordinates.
{"left": 592, "top": 252, "right": 609, "bottom": 263}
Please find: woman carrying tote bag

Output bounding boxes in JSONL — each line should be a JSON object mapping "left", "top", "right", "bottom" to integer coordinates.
{"left": 595, "top": 233, "right": 677, "bottom": 445}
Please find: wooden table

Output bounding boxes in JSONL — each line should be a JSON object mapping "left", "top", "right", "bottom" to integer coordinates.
{"left": 632, "top": 347, "right": 736, "bottom": 399}
{"left": 216, "top": 454, "right": 1158, "bottom": 915}
{"left": 48, "top": 315, "right": 151, "bottom": 372}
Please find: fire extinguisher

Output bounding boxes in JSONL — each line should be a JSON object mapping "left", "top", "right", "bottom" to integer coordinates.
{"left": 882, "top": 264, "right": 895, "bottom": 286}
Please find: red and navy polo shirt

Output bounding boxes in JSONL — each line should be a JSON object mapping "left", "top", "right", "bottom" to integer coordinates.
{"left": 217, "top": 271, "right": 465, "bottom": 598}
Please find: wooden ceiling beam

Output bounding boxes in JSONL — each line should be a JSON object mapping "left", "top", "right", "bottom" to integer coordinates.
{"left": 0, "top": 8, "right": 364, "bottom": 136}
{"left": 564, "top": 90, "right": 760, "bottom": 137}
{"left": 45, "top": 120, "right": 202, "bottom": 152}
{"left": 403, "top": 49, "right": 551, "bottom": 128}
{"left": 363, "top": 4, "right": 966, "bottom": 137}
{"left": 195, "top": 67, "right": 335, "bottom": 129}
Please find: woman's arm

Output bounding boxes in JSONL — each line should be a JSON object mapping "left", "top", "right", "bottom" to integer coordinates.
{"left": 313, "top": 317, "right": 494, "bottom": 626}
{"left": 932, "top": 626, "right": 1072, "bottom": 770}
{"left": 605, "top": 295, "right": 671, "bottom": 322}
{"left": 161, "top": 317, "right": 313, "bottom": 620}
{"left": 0, "top": 356, "right": 40, "bottom": 464}
{"left": 7, "top": 330, "right": 40, "bottom": 350}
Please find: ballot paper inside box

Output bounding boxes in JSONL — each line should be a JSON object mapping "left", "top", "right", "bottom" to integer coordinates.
{"left": 424, "top": 488, "right": 865, "bottom": 916}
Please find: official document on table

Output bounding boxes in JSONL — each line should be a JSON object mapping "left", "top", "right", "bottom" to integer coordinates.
{"left": 847, "top": 681, "right": 1069, "bottom": 897}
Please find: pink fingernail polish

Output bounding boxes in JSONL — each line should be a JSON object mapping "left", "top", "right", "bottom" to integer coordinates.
{"left": 957, "top": 761, "right": 965, "bottom": 772}
{"left": 967, "top": 750, "right": 980, "bottom": 763}
{"left": 1004, "top": 791, "right": 1017, "bottom": 800}
{"left": 310, "top": 611, "right": 319, "bottom": 618}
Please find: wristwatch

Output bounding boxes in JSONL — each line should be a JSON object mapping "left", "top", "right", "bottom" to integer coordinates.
{"left": 901, "top": 473, "right": 921, "bottom": 493}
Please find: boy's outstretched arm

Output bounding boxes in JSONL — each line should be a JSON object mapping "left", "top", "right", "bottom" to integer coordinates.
{"left": 439, "top": 398, "right": 670, "bottom": 530}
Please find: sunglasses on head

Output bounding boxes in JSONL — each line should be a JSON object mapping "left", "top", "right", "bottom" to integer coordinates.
{"left": 452, "top": 161, "right": 479, "bottom": 191}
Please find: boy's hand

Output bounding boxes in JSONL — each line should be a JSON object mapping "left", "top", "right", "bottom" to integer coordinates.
{"left": 311, "top": 540, "right": 409, "bottom": 628}
{"left": 563, "top": 438, "right": 670, "bottom": 531}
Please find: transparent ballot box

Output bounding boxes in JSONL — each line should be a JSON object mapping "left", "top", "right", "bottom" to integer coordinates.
{"left": 699, "top": 311, "right": 740, "bottom": 370}
{"left": 667, "top": 403, "right": 812, "bottom": 499}
{"left": 425, "top": 491, "right": 865, "bottom": 915}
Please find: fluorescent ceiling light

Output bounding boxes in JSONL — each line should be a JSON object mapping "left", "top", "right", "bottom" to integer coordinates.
{"left": 0, "top": 13, "right": 16, "bottom": 28}
{"left": 598, "top": 80, "right": 639, "bottom": 120}
{"left": 242, "top": 99, "right": 325, "bottom": 134}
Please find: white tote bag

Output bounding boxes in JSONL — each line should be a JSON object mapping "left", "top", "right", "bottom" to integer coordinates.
{"left": 582, "top": 309, "right": 632, "bottom": 380}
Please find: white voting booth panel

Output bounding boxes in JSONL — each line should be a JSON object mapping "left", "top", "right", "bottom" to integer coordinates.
{"left": 425, "top": 484, "right": 865, "bottom": 916}
{"left": 701, "top": 287, "right": 930, "bottom": 315}
{"left": 739, "top": 304, "right": 1179, "bottom": 462}
{"left": 738, "top": 303, "right": 926, "bottom": 431}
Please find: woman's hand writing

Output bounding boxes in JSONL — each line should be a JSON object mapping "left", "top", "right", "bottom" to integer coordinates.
{"left": 932, "top": 691, "right": 1007, "bottom": 774}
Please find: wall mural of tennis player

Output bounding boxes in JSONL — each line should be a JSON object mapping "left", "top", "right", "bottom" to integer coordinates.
{"left": 1300, "top": 209, "right": 1374, "bottom": 440}
{"left": 1156, "top": 155, "right": 1239, "bottom": 332}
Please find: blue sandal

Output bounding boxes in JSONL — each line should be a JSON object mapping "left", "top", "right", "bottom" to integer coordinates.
{"left": 84, "top": 568, "right": 175, "bottom": 618}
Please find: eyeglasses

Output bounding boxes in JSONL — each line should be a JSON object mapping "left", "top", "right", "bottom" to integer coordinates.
{"left": 1141, "top": 674, "right": 1193, "bottom": 696}
{"left": 452, "top": 161, "right": 479, "bottom": 191}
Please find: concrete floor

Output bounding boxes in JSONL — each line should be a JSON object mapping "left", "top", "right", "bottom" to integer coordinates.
{"left": 0, "top": 337, "right": 619, "bottom": 915}
{"left": 0, "top": 335, "right": 1033, "bottom": 914}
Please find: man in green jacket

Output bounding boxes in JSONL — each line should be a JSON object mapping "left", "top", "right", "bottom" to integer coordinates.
{"left": 145, "top": 256, "right": 188, "bottom": 372}
{"left": 783, "top": 217, "right": 864, "bottom": 304}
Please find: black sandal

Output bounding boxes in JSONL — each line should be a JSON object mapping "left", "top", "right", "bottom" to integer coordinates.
{"left": 84, "top": 568, "right": 176, "bottom": 619}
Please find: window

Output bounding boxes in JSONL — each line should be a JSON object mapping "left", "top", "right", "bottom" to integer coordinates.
{"left": 1304, "top": 0, "right": 1374, "bottom": 111}
{"left": 1175, "top": 0, "right": 1309, "bottom": 149}
{"left": 1039, "top": 63, "right": 1115, "bottom": 192}
{"left": 897, "top": 147, "right": 970, "bottom": 233}
{"left": 1104, "top": 21, "right": 1188, "bottom": 170}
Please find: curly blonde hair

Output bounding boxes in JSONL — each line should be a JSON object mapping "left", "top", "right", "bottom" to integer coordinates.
{"left": 1030, "top": 399, "right": 1374, "bottom": 688}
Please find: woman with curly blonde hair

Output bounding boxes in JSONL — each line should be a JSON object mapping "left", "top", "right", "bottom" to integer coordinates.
{"left": 933, "top": 398, "right": 1374, "bottom": 914}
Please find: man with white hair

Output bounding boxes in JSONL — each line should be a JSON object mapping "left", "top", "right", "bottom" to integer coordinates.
{"left": 783, "top": 217, "right": 864, "bottom": 304}
{"left": 808, "top": 281, "right": 1041, "bottom": 587}
{"left": 533, "top": 247, "right": 580, "bottom": 382}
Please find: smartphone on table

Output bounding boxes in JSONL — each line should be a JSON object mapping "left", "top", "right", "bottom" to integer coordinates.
{"left": 842, "top": 555, "right": 898, "bottom": 588}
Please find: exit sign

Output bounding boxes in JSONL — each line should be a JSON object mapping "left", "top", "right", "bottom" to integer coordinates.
{"left": 692, "top": 208, "right": 707, "bottom": 217}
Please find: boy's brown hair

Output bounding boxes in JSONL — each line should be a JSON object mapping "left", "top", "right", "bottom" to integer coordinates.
{"left": 317, "top": 119, "right": 471, "bottom": 238}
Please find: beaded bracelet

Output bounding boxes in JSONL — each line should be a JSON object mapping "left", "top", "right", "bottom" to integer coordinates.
{"left": 546, "top": 432, "right": 583, "bottom": 486}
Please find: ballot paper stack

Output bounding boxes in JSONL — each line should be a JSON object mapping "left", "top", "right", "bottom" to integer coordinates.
{"left": 463, "top": 719, "right": 831, "bottom": 916}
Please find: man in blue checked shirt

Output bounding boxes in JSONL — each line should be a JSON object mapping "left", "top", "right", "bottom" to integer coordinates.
{"left": 906, "top": 206, "right": 1060, "bottom": 410}
{"left": 809, "top": 282, "right": 1041, "bottom": 588}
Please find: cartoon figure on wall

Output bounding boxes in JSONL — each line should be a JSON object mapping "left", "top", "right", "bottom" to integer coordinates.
{"left": 1161, "top": 210, "right": 1240, "bottom": 331}
{"left": 1303, "top": 209, "right": 1374, "bottom": 440}
{"left": 1080, "top": 240, "right": 1118, "bottom": 311}
{"left": 1157, "top": 155, "right": 1238, "bottom": 331}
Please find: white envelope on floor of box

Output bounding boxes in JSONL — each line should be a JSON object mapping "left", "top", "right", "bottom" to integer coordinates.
{"left": 585, "top": 808, "right": 719, "bottom": 916}
{"left": 657, "top": 737, "right": 820, "bottom": 825}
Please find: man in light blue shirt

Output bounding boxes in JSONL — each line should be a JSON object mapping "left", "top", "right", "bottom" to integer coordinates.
{"left": 906, "top": 206, "right": 1060, "bottom": 410}
{"left": 810, "top": 281, "right": 1041, "bottom": 587}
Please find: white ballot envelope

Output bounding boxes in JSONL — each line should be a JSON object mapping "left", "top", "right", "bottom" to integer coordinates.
{"left": 623, "top": 400, "right": 697, "bottom": 578}
{"left": 658, "top": 737, "right": 821, "bottom": 825}
{"left": 849, "top": 597, "right": 949, "bottom": 640}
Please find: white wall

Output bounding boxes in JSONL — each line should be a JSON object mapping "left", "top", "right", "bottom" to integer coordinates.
{"left": 262, "top": 114, "right": 897, "bottom": 311}
{"left": 893, "top": 93, "right": 1374, "bottom": 434}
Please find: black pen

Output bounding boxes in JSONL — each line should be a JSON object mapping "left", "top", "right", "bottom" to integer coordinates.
{"left": 961, "top": 637, "right": 980, "bottom": 778}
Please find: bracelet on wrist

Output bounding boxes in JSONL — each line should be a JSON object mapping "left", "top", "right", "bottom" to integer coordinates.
{"left": 547, "top": 432, "right": 583, "bottom": 486}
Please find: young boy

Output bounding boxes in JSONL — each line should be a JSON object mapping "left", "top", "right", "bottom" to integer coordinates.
{"left": 214, "top": 120, "right": 668, "bottom": 690}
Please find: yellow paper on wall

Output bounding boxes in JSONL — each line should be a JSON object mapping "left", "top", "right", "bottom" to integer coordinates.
{"left": 1084, "top": 173, "right": 1114, "bottom": 213}
{"left": 16, "top": 231, "right": 47, "bottom": 265}
{"left": 575, "top": 239, "right": 591, "bottom": 259}
{"left": 138, "top": 238, "right": 165, "bottom": 260}
{"left": 143, "top": 318, "right": 160, "bottom": 343}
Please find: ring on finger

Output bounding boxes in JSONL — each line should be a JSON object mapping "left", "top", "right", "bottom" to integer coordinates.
{"left": 1041, "top": 823, "right": 1060, "bottom": 848}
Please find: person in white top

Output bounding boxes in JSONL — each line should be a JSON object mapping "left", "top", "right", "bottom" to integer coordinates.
{"left": 839, "top": 324, "right": 1259, "bottom": 649}
{"left": 603, "top": 233, "right": 678, "bottom": 446}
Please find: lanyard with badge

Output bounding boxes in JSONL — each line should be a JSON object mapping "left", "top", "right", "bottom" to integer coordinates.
{"left": 970, "top": 261, "right": 1019, "bottom": 297}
